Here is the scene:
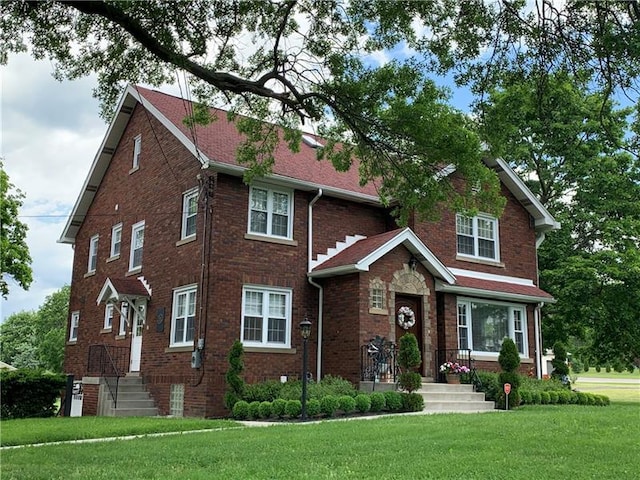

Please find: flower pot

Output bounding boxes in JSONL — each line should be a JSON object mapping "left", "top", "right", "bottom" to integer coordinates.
{"left": 446, "top": 373, "right": 460, "bottom": 384}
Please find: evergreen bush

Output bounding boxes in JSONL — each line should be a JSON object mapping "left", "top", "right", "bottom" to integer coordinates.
{"left": 272, "top": 398, "right": 287, "bottom": 418}
{"left": 243, "top": 380, "right": 283, "bottom": 402}
{"left": 284, "top": 399, "right": 302, "bottom": 418}
{"left": 540, "top": 391, "right": 550, "bottom": 404}
{"left": 531, "top": 391, "right": 542, "bottom": 404}
{"left": 320, "top": 395, "right": 339, "bottom": 417}
{"left": 398, "top": 372, "right": 422, "bottom": 393}
{"left": 383, "top": 390, "right": 403, "bottom": 411}
{"left": 338, "top": 395, "right": 356, "bottom": 414}
{"left": 548, "top": 391, "right": 559, "bottom": 404}
{"left": 550, "top": 342, "right": 570, "bottom": 387}
{"left": 231, "top": 400, "right": 250, "bottom": 420}
{"left": 0, "top": 369, "right": 66, "bottom": 419}
{"left": 397, "top": 333, "right": 422, "bottom": 393}
{"left": 258, "top": 401, "right": 272, "bottom": 419}
{"left": 306, "top": 398, "right": 321, "bottom": 417}
{"left": 401, "top": 392, "right": 424, "bottom": 412}
{"left": 557, "top": 390, "right": 571, "bottom": 404}
{"left": 248, "top": 401, "right": 261, "bottom": 419}
{"left": 355, "top": 394, "right": 371, "bottom": 413}
{"left": 369, "top": 392, "right": 386, "bottom": 412}
{"left": 224, "top": 340, "right": 245, "bottom": 411}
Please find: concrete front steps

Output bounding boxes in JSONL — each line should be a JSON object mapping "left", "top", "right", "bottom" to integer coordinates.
{"left": 417, "top": 383, "right": 495, "bottom": 413}
{"left": 98, "top": 375, "right": 158, "bottom": 417}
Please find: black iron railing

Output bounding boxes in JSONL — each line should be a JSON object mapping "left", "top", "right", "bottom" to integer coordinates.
{"left": 360, "top": 336, "right": 398, "bottom": 388}
{"left": 434, "top": 348, "right": 473, "bottom": 383}
{"left": 87, "top": 344, "right": 129, "bottom": 408}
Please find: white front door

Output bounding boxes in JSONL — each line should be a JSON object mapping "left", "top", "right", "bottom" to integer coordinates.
{"left": 129, "top": 302, "right": 145, "bottom": 372}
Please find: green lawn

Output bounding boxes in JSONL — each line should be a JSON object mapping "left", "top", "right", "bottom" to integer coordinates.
{"left": 2, "top": 404, "right": 640, "bottom": 479}
{"left": 576, "top": 367, "right": 640, "bottom": 379}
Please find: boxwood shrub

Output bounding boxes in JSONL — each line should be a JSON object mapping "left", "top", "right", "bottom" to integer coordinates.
{"left": 384, "top": 391, "right": 403, "bottom": 412}
{"left": 258, "top": 401, "right": 272, "bottom": 419}
{"left": 355, "top": 394, "right": 371, "bottom": 413}
{"left": 284, "top": 399, "right": 302, "bottom": 418}
{"left": 248, "top": 401, "right": 261, "bottom": 419}
{"left": 272, "top": 398, "right": 287, "bottom": 418}
{"left": 402, "top": 392, "right": 424, "bottom": 412}
{"left": 369, "top": 392, "right": 386, "bottom": 412}
{"left": 338, "top": 395, "right": 356, "bottom": 414}
{"left": 232, "top": 400, "right": 250, "bottom": 420}
{"left": 320, "top": 395, "right": 339, "bottom": 417}
{"left": 306, "top": 398, "right": 321, "bottom": 417}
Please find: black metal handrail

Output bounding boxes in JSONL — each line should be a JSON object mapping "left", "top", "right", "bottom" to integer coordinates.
{"left": 360, "top": 336, "right": 398, "bottom": 389}
{"left": 87, "top": 344, "right": 129, "bottom": 408}
{"left": 434, "top": 348, "right": 473, "bottom": 384}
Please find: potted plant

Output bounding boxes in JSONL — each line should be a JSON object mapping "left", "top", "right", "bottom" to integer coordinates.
{"left": 439, "top": 361, "right": 470, "bottom": 384}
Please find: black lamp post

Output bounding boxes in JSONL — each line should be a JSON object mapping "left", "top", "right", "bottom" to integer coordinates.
{"left": 300, "top": 316, "right": 312, "bottom": 421}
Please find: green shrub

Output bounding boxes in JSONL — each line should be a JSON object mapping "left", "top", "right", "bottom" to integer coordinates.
{"left": 271, "top": 398, "right": 287, "bottom": 417}
{"left": 369, "top": 392, "right": 386, "bottom": 412}
{"left": 306, "top": 398, "right": 321, "bottom": 417}
{"left": 402, "top": 393, "right": 424, "bottom": 412}
{"left": 568, "top": 391, "right": 578, "bottom": 404}
{"left": 315, "top": 375, "right": 356, "bottom": 398}
{"left": 519, "top": 390, "right": 532, "bottom": 405}
{"left": 224, "top": 340, "right": 245, "bottom": 411}
{"left": 498, "top": 338, "right": 521, "bottom": 373}
{"left": 531, "top": 391, "right": 541, "bottom": 404}
{"left": 557, "top": 390, "right": 571, "bottom": 404}
{"left": 398, "top": 372, "right": 422, "bottom": 393}
{"left": 586, "top": 393, "right": 596, "bottom": 405}
{"left": 243, "top": 380, "right": 283, "bottom": 402}
{"left": 398, "top": 333, "right": 421, "bottom": 371}
{"left": 338, "top": 395, "right": 356, "bottom": 414}
{"left": 475, "top": 371, "right": 500, "bottom": 402}
{"left": 320, "top": 395, "right": 339, "bottom": 417}
{"left": 0, "top": 369, "right": 66, "bottom": 419}
{"left": 284, "top": 399, "right": 302, "bottom": 418}
{"left": 576, "top": 392, "right": 589, "bottom": 405}
{"left": 231, "top": 400, "right": 249, "bottom": 420}
{"left": 540, "top": 392, "right": 550, "bottom": 404}
{"left": 551, "top": 342, "right": 570, "bottom": 387}
{"left": 570, "top": 357, "right": 583, "bottom": 374}
{"left": 384, "top": 391, "right": 403, "bottom": 412}
{"left": 548, "top": 391, "right": 559, "bottom": 404}
{"left": 355, "top": 394, "right": 371, "bottom": 413}
{"left": 258, "top": 401, "right": 272, "bottom": 419}
{"left": 248, "top": 401, "right": 261, "bottom": 419}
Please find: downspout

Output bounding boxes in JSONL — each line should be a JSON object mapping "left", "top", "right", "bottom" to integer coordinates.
{"left": 308, "top": 189, "right": 323, "bottom": 382}
{"left": 534, "top": 303, "right": 544, "bottom": 379}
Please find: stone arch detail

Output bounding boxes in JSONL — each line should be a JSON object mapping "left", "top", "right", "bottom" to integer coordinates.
{"left": 389, "top": 264, "right": 432, "bottom": 377}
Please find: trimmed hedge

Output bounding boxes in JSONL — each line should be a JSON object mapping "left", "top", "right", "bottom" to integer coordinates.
{"left": 1, "top": 369, "right": 66, "bottom": 419}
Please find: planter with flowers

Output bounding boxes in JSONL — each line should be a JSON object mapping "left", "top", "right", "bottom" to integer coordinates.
{"left": 439, "top": 361, "right": 470, "bottom": 384}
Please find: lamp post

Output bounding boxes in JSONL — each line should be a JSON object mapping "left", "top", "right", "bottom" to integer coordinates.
{"left": 300, "top": 316, "right": 312, "bottom": 421}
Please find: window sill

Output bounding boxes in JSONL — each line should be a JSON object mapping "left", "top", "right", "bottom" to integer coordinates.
{"left": 244, "top": 233, "right": 298, "bottom": 247}
{"left": 165, "top": 345, "right": 194, "bottom": 353}
{"left": 129, "top": 166, "right": 140, "bottom": 175}
{"left": 176, "top": 236, "right": 196, "bottom": 247}
{"left": 126, "top": 267, "right": 142, "bottom": 276}
{"left": 84, "top": 271, "right": 96, "bottom": 278}
{"left": 67, "top": 340, "right": 78, "bottom": 345}
{"left": 115, "top": 334, "right": 127, "bottom": 340}
{"left": 455, "top": 255, "right": 505, "bottom": 268}
{"left": 470, "top": 352, "right": 532, "bottom": 362}
{"left": 100, "top": 328, "right": 113, "bottom": 334}
{"left": 243, "top": 346, "right": 297, "bottom": 354}
{"left": 369, "top": 308, "right": 389, "bottom": 315}
{"left": 106, "top": 255, "right": 120, "bottom": 263}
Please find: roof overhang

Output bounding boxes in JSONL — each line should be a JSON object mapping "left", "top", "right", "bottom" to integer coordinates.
{"left": 97, "top": 277, "right": 152, "bottom": 305}
{"left": 309, "top": 227, "right": 456, "bottom": 283}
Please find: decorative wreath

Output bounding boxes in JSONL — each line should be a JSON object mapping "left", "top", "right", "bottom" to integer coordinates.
{"left": 397, "top": 306, "right": 416, "bottom": 329}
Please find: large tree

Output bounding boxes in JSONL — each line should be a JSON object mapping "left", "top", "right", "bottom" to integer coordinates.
{"left": 3, "top": 1, "right": 639, "bottom": 221}
{"left": 0, "top": 286, "right": 70, "bottom": 372}
{"left": 479, "top": 71, "right": 640, "bottom": 367}
{"left": 0, "top": 160, "right": 32, "bottom": 298}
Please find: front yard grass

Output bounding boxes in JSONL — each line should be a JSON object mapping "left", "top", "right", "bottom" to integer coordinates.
{"left": 2, "top": 404, "right": 639, "bottom": 479}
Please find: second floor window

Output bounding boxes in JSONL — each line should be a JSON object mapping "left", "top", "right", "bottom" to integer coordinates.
{"left": 88, "top": 235, "right": 99, "bottom": 273}
{"left": 456, "top": 214, "right": 499, "bottom": 261}
{"left": 248, "top": 185, "right": 293, "bottom": 239}
{"left": 181, "top": 188, "right": 198, "bottom": 239}
{"left": 69, "top": 311, "right": 80, "bottom": 341}
{"left": 110, "top": 223, "right": 122, "bottom": 258}
{"left": 129, "top": 221, "right": 145, "bottom": 271}
{"left": 132, "top": 135, "right": 141, "bottom": 169}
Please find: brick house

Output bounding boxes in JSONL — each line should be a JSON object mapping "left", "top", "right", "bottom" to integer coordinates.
{"left": 60, "top": 85, "right": 559, "bottom": 417}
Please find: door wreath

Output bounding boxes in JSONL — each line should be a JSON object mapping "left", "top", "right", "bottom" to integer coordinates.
{"left": 397, "top": 306, "right": 416, "bottom": 329}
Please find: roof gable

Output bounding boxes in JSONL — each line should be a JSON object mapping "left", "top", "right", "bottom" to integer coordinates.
{"left": 309, "top": 227, "right": 456, "bottom": 283}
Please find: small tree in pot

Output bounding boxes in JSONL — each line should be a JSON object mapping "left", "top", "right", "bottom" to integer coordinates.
{"left": 397, "top": 333, "right": 422, "bottom": 393}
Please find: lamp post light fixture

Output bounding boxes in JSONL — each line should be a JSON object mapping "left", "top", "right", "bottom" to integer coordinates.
{"left": 300, "top": 316, "right": 312, "bottom": 421}
{"left": 408, "top": 255, "right": 418, "bottom": 271}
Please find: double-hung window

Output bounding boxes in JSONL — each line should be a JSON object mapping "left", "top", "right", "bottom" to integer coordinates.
{"left": 69, "top": 311, "right": 80, "bottom": 341}
{"left": 110, "top": 224, "right": 122, "bottom": 258}
{"left": 129, "top": 221, "right": 145, "bottom": 271}
{"left": 241, "top": 286, "right": 291, "bottom": 348}
{"left": 181, "top": 188, "right": 198, "bottom": 239}
{"left": 170, "top": 285, "right": 197, "bottom": 347}
{"left": 457, "top": 298, "right": 528, "bottom": 356}
{"left": 104, "top": 304, "right": 114, "bottom": 330}
{"left": 456, "top": 214, "right": 499, "bottom": 261}
{"left": 119, "top": 302, "right": 128, "bottom": 336}
{"left": 88, "top": 235, "right": 99, "bottom": 273}
{"left": 248, "top": 185, "right": 293, "bottom": 239}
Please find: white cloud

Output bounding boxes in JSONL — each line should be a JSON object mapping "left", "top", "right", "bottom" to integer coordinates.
{"left": 1, "top": 53, "right": 104, "bottom": 321}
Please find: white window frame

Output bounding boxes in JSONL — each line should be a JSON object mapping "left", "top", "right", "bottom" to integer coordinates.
{"left": 129, "top": 221, "right": 145, "bottom": 271}
{"left": 457, "top": 297, "right": 528, "bottom": 357}
{"left": 133, "top": 134, "right": 141, "bottom": 169}
{"left": 88, "top": 235, "right": 99, "bottom": 273}
{"left": 69, "top": 311, "right": 79, "bottom": 341}
{"left": 456, "top": 214, "right": 500, "bottom": 262}
{"left": 181, "top": 188, "right": 198, "bottom": 240}
{"left": 119, "top": 302, "right": 128, "bottom": 336}
{"left": 170, "top": 285, "right": 197, "bottom": 347}
{"left": 103, "top": 304, "right": 114, "bottom": 330}
{"left": 247, "top": 184, "right": 294, "bottom": 240}
{"left": 241, "top": 285, "right": 292, "bottom": 349}
{"left": 110, "top": 223, "right": 122, "bottom": 258}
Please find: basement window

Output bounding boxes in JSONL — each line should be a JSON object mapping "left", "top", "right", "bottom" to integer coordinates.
{"left": 170, "top": 384, "right": 185, "bottom": 417}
